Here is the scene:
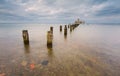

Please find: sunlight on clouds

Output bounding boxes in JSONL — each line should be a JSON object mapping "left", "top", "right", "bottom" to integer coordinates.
{"left": 91, "top": 3, "right": 108, "bottom": 12}
{"left": 38, "top": 0, "right": 43, "bottom": 3}
{"left": 49, "top": 8, "right": 63, "bottom": 15}
{"left": 25, "top": 6, "right": 39, "bottom": 11}
{"left": 81, "top": 3, "right": 109, "bottom": 18}
{"left": 24, "top": 0, "right": 64, "bottom": 15}
{"left": 25, "top": 5, "right": 63, "bottom": 15}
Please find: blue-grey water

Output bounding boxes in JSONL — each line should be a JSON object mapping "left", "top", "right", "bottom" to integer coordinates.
{"left": 0, "top": 23, "right": 120, "bottom": 76}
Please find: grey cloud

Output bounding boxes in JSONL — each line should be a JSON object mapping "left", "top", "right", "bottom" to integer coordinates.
{"left": 0, "top": 0, "right": 120, "bottom": 23}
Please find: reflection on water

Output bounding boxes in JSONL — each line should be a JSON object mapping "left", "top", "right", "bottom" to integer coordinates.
{"left": 24, "top": 44, "right": 30, "bottom": 54}
{"left": 47, "top": 44, "right": 53, "bottom": 51}
{"left": 0, "top": 23, "right": 120, "bottom": 76}
{"left": 47, "top": 49, "right": 53, "bottom": 58}
{"left": 64, "top": 30, "right": 67, "bottom": 39}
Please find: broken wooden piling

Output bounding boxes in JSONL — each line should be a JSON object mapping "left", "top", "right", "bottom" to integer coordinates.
{"left": 64, "top": 25, "right": 67, "bottom": 30}
{"left": 22, "top": 30, "right": 29, "bottom": 44}
{"left": 47, "top": 31, "right": 53, "bottom": 48}
{"left": 60, "top": 25, "right": 62, "bottom": 32}
{"left": 64, "top": 25, "right": 67, "bottom": 39}
{"left": 50, "top": 26, "right": 53, "bottom": 33}
{"left": 68, "top": 25, "right": 69, "bottom": 28}
{"left": 70, "top": 25, "right": 73, "bottom": 32}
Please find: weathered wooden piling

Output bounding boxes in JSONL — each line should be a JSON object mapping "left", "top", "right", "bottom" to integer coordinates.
{"left": 70, "top": 25, "right": 73, "bottom": 32}
{"left": 47, "top": 31, "right": 53, "bottom": 48}
{"left": 64, "top": 25, "right": 67, "bottom": 38}
{"left": 68, "top": 25, "right": 69, "bottom": 28}
{"left": 22, "top": 30, "right": 29, "bottom": 44}
{"left": 65, "top": 25, "right": 67, "bottom": 29}
{"left": 50, "top": 27, "right": 53, "bottom": 33}
{"left": 73, "top": 25, "right": 75, "bottom": 30}
{"left": 60, "top": 25, "right": 62, "bottom": 32}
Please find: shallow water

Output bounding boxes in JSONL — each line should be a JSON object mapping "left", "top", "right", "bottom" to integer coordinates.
{"left": 0, "top": 23, "right": 120, "bottom": 76}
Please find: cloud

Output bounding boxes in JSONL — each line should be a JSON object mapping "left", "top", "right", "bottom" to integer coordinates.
{"left": 96, "top": 6, "right": 120, "bottom": 16}
{"left": 0, "top": 0, "right": 120, "bottom": 23}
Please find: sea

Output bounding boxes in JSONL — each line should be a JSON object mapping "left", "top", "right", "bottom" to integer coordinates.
{"left": 0, "top": 23, "right": 120, "bottom": 76}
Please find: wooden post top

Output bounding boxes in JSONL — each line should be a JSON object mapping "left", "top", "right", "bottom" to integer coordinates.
{"left": 23, "top": 30, "right": 28, "bottom": 32}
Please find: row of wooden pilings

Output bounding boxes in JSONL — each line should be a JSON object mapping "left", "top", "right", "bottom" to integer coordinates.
{"left": 22, "top": 24, "right": 80, "bottom": 49}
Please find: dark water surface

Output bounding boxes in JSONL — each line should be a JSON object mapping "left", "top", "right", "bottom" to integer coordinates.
{"left": 0, "top": 23, "right": 120, "bottom": 76}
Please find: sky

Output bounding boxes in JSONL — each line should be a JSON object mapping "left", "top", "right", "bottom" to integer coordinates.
{"left": 0, "top": 0, "right": 120, "bottom": 23}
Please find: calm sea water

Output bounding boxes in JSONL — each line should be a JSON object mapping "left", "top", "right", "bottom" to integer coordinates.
{"left": 0, "top": 23, "right": 120, "bottom": 76}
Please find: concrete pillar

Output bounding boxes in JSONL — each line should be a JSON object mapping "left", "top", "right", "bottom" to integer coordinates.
{"left": 22, "top": 30, "right": 29, "bottom": 44}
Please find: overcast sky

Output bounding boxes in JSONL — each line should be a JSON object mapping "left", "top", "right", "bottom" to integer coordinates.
{"left": 0, "top": 0, "right": 120, "bottom": 23}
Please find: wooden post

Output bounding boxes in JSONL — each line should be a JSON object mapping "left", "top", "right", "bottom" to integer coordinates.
{"left": 50, "top": 27, "right": 53, "bottom": 33}
{"left": 47, "top": 31, "right": 53, "bottom": 48}
{"left": 65, "top": 25, "right": 67, "bottom": 30}
{"left": 68, "top": 25, "right": 69, "bottom": 28}
{"left": 72, "top": 25, "right": 75, "bottom": 30}
{"left": 64, "top": 25, "right": 67, "bottom": 39}
{"left": 60, "top": 25, "right": 62, "bottom": 32}
{"left": 70, "top": 25, "right": 73, "bottom": 32}
{"left": 22, "top": 30, "right": 29, "bottom": 44}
